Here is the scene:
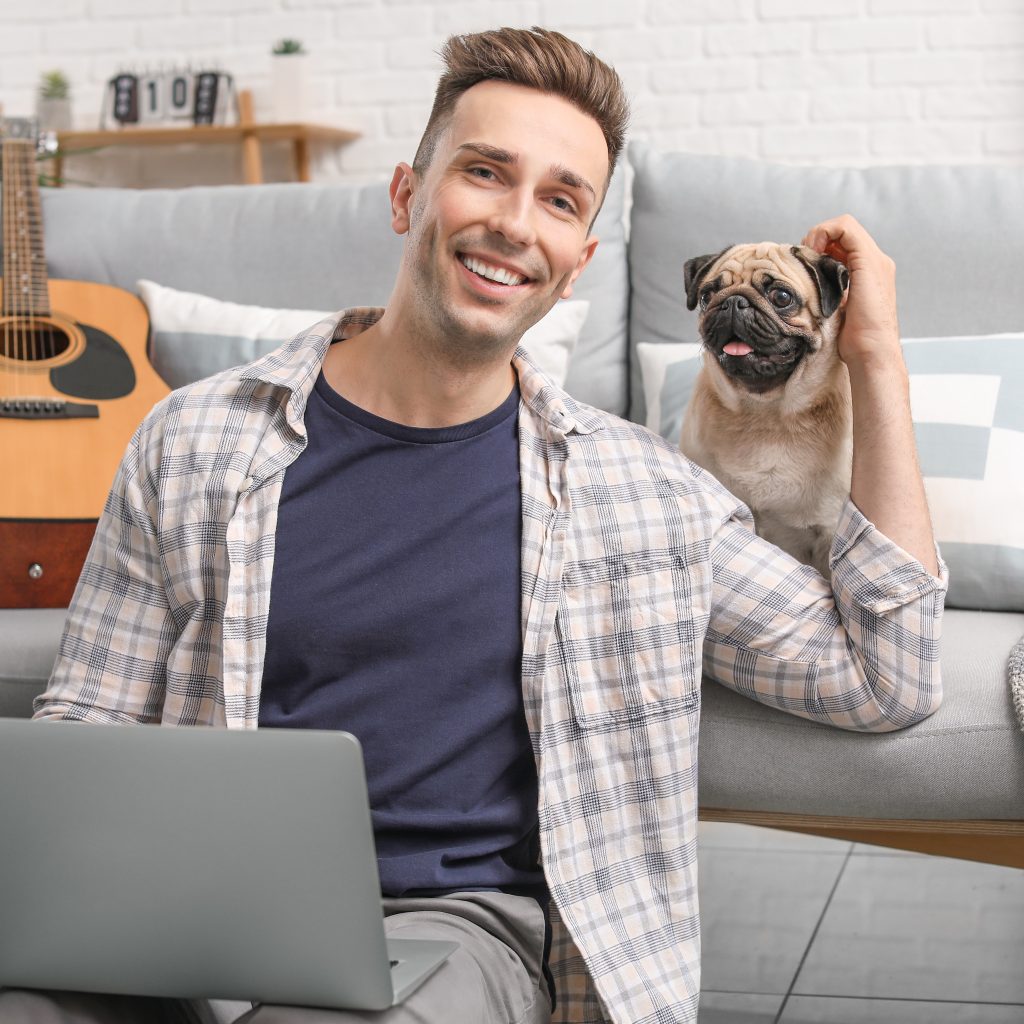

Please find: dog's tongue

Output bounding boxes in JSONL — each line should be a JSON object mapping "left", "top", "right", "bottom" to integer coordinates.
{"left": 723, "top": 340, "right": 753, "bottom": 356}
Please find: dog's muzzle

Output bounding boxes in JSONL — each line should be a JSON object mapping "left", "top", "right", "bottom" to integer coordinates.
{"left": 703, "top": 295, "right": 811, "bottom": 393}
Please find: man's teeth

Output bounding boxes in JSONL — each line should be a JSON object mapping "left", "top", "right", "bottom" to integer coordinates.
{"left": 460, "top": 255, "right": 526, "bottom": 286}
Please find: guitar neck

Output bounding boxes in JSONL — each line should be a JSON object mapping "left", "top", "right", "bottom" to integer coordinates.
{"left": 1, "top": 137, "right": 51, "bottom": 319}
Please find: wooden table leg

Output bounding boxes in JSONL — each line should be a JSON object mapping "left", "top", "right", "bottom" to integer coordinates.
{"left": 238, "top": 89, "right": 263, "bottom": 185}
{"left": 293, "top": 137, "right": 310, "bottom": 182}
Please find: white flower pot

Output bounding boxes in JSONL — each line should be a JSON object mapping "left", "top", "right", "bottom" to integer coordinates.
{"left": 271, "top": 54, "right": 310, "bottom": 123}
{"left": 36, "top": 96, "right": 72, "bottom": 132}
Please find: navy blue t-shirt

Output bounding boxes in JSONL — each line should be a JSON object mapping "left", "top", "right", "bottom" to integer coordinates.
{"left": 260, "top": 358, "right": 545, "bottom": 905}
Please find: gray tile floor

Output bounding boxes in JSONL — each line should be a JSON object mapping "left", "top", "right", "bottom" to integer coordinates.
{"left": 696, "top": 822, "right": 1024, "bottom": 1024}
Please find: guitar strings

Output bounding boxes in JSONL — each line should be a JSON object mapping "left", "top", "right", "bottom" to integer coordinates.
{"left": 19, "top": 137, "right": 29, "bottom": 376}
{"left": 2, "top": 137, "right": 19, "bottom": 400}
{"left": 16, "top": 135, "right": 26, "bottom": 398}
{"left": 3, "top": 138, "right": 14, "bottom": 397}
{"left": 7, "top": 135, "right": 19, "bottom": 396}
{"left": 3, "top": 135, "right": 51, "bottom": 399}
{"left": 2, "top": 138, "right": 9, "bottom": 393}
{"left": 27, "top": 139, "right": 40, "bottom": 366}
{"left": 28, "top": 137, "right": 49, "bottom": 364}
{"left": 28, "top": 138, "right": 59, "bottom": 367}
{"left": 14, "top": 135, "right": 23, "bottom": 396}
{"left": 5, "top": 136, "right": 25, "bottom": 398}
{"left": 21, "top": 136, "right": 28, "bottom": 384}
{"left": 3, "top": 134, "right": 51, "bottom": 398}
{"left": 23, "top": 138, "right": 34, "bottom": 389}
{"left": 1, "top": 140, "right": 5, "bottom": 390}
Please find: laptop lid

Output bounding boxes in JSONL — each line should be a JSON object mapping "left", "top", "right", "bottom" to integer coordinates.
{"left": 0, "top": 719, "right": 455, "bottom": 1010}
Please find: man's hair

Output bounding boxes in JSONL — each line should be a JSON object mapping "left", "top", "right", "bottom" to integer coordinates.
{"left": 412, "top": 26, "right": 629, "bottom": 189}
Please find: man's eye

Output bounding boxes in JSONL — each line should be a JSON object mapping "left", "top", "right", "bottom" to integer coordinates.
{"left": 469, "top": 166, "right": 496, "bottom": 180}
{"left": 549, "top": 196, "right": 576, "bottom": 214}
{"left": 769, "top": 288, "right": 794, "bottom": 308}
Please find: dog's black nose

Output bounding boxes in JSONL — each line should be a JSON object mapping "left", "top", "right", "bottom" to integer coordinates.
{"left": 720, "top": 294, "right": 751, "bottom": 312}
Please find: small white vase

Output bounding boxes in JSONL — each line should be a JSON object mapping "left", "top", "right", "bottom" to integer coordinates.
{"left": 36, "top": 96, "right": 73, "bottom": 132}
{"left": 271, "top": 54, "right": 310, "bottom": 123}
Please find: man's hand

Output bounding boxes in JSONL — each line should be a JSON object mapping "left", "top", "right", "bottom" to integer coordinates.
{"left": 802, "top": 214, "right": 902, "bottom": 372}
{"left": 802, "top": 214, "right": 940, "bottom": 578}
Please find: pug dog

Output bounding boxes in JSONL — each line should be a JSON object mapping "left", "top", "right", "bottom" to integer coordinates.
{"left": 680, "top": 242, "right": 851, "bottom": 578}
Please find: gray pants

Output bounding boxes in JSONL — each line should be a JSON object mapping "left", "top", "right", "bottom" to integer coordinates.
{"left": 0, "top": 892, "right": 552, "bottom": 1024}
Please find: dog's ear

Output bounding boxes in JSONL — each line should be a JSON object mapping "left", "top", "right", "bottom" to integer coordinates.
{"left": 791, "top": 246, "right": 850, "bottom": 318}
{"left": 684, "top": 248, "right": 731, "bottom": 311}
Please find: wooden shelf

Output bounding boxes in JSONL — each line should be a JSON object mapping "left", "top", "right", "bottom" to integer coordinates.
{"left": 51, "top": 90, "right": 359, "bottom": 185}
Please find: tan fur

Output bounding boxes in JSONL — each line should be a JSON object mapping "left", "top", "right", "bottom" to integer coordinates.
{"left": 679, "top": 243, "right": 852, "bottom": 578}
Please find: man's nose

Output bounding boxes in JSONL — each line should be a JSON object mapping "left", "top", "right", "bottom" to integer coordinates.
{"left": 486, "top": 191, "right": 536, "bottom": 247}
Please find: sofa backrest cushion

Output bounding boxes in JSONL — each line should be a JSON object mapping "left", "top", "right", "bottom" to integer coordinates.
{"left": 31, "top": 170, "right": 630, "bottom": 416}
{"left": 628, "top": 144, "right": 1024, "bottom": 425}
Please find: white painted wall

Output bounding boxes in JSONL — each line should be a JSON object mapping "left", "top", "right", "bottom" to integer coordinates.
{"left": 2, "top": 0, "right": 1022, "bottom": 187}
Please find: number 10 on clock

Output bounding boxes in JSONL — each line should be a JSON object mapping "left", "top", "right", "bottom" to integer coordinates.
{"left": 139, "top": 72, "right": 194, "bottom": 124}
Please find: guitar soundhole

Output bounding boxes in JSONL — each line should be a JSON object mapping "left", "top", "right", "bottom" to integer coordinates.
{"left": 1, "top": 320, "right": 72, "bottom": 362}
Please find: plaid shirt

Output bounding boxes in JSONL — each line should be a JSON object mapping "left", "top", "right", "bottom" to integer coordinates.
{"left": 37, "top": 309, "right": 948, "bottom": 1024}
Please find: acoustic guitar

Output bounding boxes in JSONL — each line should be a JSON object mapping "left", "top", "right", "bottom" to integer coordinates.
{"left": 0, "top": 117, "right": 169, "bottom": 608}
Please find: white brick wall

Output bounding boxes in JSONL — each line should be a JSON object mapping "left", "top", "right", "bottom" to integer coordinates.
{"left": 1, "top": 0, "right": 1020, "bottom": 187}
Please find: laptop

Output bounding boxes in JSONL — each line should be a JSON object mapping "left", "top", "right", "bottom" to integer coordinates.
{"left": 0, "top": 718, "right": 458, "bottom": 1011}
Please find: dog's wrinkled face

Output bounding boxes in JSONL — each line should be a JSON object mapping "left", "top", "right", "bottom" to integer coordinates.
{"left": 684, "top": 243, "right": 849, "bottom": 396}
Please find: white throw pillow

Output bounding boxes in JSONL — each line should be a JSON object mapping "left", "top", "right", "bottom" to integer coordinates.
{"left": 136, "top": 279, "right": 588, "bottom": 391}
{"left": 638, "top": 333, "right": 1024, "bottom": 612}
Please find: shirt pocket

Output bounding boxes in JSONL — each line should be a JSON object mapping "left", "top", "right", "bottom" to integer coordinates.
{"left": 556, "top": 554, "right": 704, "bottom": 730}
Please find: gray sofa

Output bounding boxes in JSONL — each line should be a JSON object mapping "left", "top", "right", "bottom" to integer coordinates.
{"left": 3, "top": 143, "right": 1023, "bottom": 866}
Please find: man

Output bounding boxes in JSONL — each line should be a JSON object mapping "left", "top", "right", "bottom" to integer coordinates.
{"left": 6, "top": 25, "right": 946, "bottom": 1024}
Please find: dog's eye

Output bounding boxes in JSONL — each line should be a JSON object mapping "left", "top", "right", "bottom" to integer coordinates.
{"left": 699, "top": 289, "right": 712, "bottom": 310}
{"left": 769, "top": 288, "right": 794, "bottom": 308}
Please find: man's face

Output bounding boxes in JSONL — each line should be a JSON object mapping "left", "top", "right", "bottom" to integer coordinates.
{"left": 390, "top": 80, "right": 608, "bottom": 363}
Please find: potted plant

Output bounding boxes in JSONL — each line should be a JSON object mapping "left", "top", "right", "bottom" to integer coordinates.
{"left": 270, "top": 39, "right": 309, "bottom": 122}
{"left": 37, "top": 70, "right": 73, "bottom": 132}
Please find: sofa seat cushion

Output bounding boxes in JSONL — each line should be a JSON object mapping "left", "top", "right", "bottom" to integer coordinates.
{"left": 5, "top": 608, "right": 1023, "bottom": 823}
{"left": 0, "top": 609, "right": 67, "bottom": 719}
{"left": 698, "top": 609, "right": 1024, "bottom": 820}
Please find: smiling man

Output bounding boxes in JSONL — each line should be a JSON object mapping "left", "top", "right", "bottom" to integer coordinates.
{"left": 15, "top": 25, "right": 947, "bottom": 1024}
{"left": 320, "top": 80, "right": 607, "bottom": 429}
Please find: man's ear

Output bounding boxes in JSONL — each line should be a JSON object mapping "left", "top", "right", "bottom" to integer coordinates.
{"left": 560, "top": 236, "right": 600, "bottom": 300}
{"left": 390, "top": 162, "right": 416, "bottom": 235}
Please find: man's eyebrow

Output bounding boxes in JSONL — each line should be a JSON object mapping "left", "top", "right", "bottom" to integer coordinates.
{"left": 457, "top": 142, "right": 516, "bottom": 165}
{"left": 551, "top": 163, "right": 596, "bottom": 202}
{"left": 456, "top": 142, "right": 597, "bottom": 203}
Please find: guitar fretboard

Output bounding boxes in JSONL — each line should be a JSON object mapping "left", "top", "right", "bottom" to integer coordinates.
{"left": 1, "top": 138, "right": 51, "bottom": 319}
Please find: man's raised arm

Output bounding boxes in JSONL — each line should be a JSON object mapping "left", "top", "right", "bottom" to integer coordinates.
{"left": 802, "top": 214, "right": 939, "bottom": 577}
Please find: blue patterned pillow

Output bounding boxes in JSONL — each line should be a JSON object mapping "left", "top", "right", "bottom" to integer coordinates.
{"left": 902, "top": 333, "right": 1024, "bottom": 611}
{"left": 638, "top": 334, "right": 1024, "bottom": 611}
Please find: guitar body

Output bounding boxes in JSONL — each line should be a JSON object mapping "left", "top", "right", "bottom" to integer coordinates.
{"left": 0, "top": 279, "right": 170, "bottom": 607}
